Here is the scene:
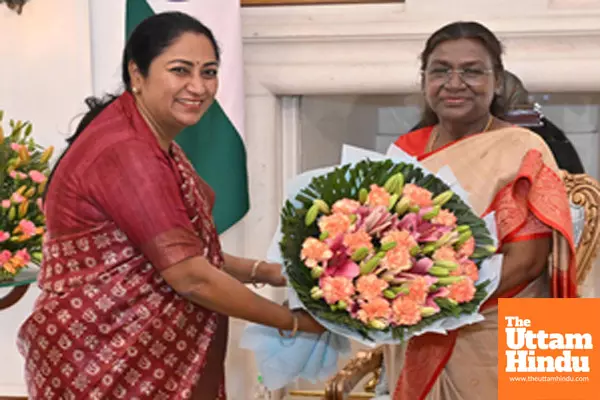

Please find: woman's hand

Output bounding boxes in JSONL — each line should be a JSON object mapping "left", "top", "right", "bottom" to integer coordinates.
{"left": 162, "top": 256, "right": 324, "bottom": 335}
{"left": 258, "top": 262, "right": 287, "bottom": 287}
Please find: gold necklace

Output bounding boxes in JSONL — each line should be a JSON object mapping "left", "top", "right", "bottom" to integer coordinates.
{"left": 426, "top": 115, "right": 494, "bottom": 153}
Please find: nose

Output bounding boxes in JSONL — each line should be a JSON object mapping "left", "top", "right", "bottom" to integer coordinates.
{"left": 445, "top": 70, "right": 465, "bottom": 89}
{"left": 187, "top": 76, "right": 208, "bottom": 95}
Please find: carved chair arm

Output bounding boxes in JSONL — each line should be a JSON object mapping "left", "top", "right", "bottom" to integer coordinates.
{"left": 326, "top": 347, "right": 384, "bottom": 400}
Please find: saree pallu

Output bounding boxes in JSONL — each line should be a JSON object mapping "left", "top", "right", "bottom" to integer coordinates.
{"left": 384, "top": 127, "right": 577, "bottom": 400}
{"left": 17, "top": 145, "right": 227, "bottom": 400}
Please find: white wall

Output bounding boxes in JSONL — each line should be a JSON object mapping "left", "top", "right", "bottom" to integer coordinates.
{"left": 0, "top": 0, "right": 93, "bottom": 396}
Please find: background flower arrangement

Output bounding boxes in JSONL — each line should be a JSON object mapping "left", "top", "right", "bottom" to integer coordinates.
{"left": 0, "top": 110, "right": 52, "bottom": 281}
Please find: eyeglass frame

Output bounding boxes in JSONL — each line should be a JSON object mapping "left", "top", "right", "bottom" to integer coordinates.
{"left": 421, "top": 67, "right": 495, "bottom": 86}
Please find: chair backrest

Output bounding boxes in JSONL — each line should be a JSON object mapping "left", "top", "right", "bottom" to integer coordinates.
{"left": 562, "top": 171, "right": 600, "bottom": 286}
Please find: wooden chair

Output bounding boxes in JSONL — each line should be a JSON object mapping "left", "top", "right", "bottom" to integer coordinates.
{"left": 324, "top": 171, "right": 600, "bottom": 400}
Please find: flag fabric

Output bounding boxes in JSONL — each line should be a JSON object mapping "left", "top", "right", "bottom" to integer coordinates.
{"left": 125, "top": 0, "right": 249, "bottom": 234}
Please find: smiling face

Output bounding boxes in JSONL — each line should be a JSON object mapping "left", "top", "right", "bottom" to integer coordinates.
{"left": 129, "top": 32, "right": 219, "bottom": 135}
{"left": 422, "top": 38, "right": 500, "bottom": 125}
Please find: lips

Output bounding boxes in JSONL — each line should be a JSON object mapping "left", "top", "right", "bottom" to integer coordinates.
{"left": 176, "top": 98, "right": 205, "bottom": 112}
{"left": 177, "top": 99, "right": 203, "bottom": 106}
{"left": 440, "top": 97, "right": 470, "bottom": 106}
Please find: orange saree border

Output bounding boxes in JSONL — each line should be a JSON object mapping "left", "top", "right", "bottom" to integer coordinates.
{"left": 392, "top": 149, "right": 577, "bottom": 400}
{"left": 485, "top": 149, "right": 577, "bottom": 298}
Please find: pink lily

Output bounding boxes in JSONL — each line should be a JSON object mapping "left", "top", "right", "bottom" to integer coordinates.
{"left": 361, "top": 206, "right": 396, "bottom": 236}
{"left": 322, "top": 241, "right": 360, "bottom": 279}
{"left": 421, "top": 295, "right": 442, "bottom": 317}
{"left": 410, "top": 257, "right": 435, "bottom": 275}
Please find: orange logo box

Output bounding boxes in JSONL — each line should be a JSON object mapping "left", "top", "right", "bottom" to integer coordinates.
{"left": 498, "top": 298, "right": 600, "bottom": 400}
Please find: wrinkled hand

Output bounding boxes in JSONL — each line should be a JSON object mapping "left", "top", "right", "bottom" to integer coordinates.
{"left": 260, "top": 262, "right": 287, "bottom": 287}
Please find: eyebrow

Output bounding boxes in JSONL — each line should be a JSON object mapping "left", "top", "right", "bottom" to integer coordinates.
{"left": 429, "top": 59, "right": 487, "bottom": 67}
{"left": 167, "top": 59, "right": 219, "bottom": 68}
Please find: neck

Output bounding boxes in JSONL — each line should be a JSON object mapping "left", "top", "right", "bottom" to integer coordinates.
{"left": 134, "top": 99, "right": 177, "bottom": 151}
{"left": 438, "top": 114, "right": 493, "bottom": 141}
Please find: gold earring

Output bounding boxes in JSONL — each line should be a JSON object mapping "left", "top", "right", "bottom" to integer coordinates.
{"left": 132, "top": 87, "right": 139, "bottom": 94}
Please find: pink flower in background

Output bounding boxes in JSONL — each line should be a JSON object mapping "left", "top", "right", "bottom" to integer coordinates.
{"left": 382, "top": 229, "right": 418, "bottom": 250}
{"left": 10, "top": 143, "right": 22, "bottom": 152}
{"left": 318, "top": 213, "right": 352, "bottom": 238}
{"left": 332, "top": 199, "right": 361, "bottom": 215}
{"left": 37, "top": 198, "right": 43, "bottom": 210}
{"left": 447, "top": 278, "right": 476, "bottom": 303}
{"left": 343, "top": 230, "right": 373, "bottom": 253}
{"left": 402, "top": 184, "right": 433, "bottom": 208}
{"left": 1, "top": 200, "right": 10, "bottom": 209}
{"left": 366, "top": 184, "right": 391, "bottom": 208}
{"left": 457, "top": 237, "right": 476, "bottom": 258}
{"left": 391, "top": 297, "right": 422, "bottom": 326}
{"left": 0, "top": 231, "right": 9, "bottom": 243}
{"left": 11, "top": 193, "right": 25, "bottom": 203}
{"left": 320, "top": 276, "right": 355, "bottom": 305}
{"left": 18, "top": 220, "right": 37, "bottom": 237}
{"left": 381, "top": 247, "right": 411, "bottom": 273}
{"left": 433, "top": 246, "right": 458, "bottom": 263}
{"left": 301, "top": 237, "right": 333, "bottom": 268}
{"left": 356, "top": 297, "right": 392, "bottom": 324}
{"left": 13, "top": 249, "right": 31, "bottom": 266}
{"left": 432, "top": 209, "right": 457, "bottom": 227}
{"left": 356, "top": 274, "right": 389, "bottom": 301}
{"left": 9, "top": 171, "right": 27, "bottom": 180}
{"left": 29, "top": 170, "right": 47, "bottom": 183}
{"left": 0, "top": 250, "right": 12, "bottom": 264}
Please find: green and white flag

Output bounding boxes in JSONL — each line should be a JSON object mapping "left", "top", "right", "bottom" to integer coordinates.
{"left": 91, "top": 0, "right": 249, "bottom": 234}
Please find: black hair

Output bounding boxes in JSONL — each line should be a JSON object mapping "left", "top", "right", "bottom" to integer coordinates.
{"left": 44, "top": 12, "right": 220, "bottom": 197}
{"left": 419, "top": 21, "right": 506, "bottom": 126}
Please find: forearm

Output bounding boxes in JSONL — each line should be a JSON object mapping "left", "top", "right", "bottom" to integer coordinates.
{"left": 222, "top": 252, "right": 256, "bottom": 283}
{"left": 163, "top": 256, "right": 312, "bottom": 332}
{"left": 492, "top": 237, "right": 551, "bottom": 297}
{"left": 188, "top": 269, "right": 294, "bottom": 330}
{"left": 494, "top": 256, "right": 533, "bottom": 296}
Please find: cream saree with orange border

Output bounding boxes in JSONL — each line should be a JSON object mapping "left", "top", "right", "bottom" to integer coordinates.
{"left": 384, "top": 126, "right": 577, "bottom": 400}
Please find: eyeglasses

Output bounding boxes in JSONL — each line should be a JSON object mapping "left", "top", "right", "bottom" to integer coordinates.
{"left": 423, "top": 67, "right": 493, "bottom": 86}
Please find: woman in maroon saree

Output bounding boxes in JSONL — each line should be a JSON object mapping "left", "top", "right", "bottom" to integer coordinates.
{"left": 17, "top": 12, "right": 323, "bottom": 400}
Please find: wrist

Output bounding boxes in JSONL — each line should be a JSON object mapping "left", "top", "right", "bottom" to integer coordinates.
{"left": 278, "top": 310, "right": 299, "bottom": 339}
{"left": 250, "top": 260, "right": 266, "bottom": 288}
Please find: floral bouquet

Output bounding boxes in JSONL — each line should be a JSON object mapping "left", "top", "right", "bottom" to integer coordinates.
{"left": 241, "top": 145, "right": 503, "bottom": 389}
{"left": 281, "top": 158, "right": 497, "bottom": 341}
{"left": 0, "top": 110, "right": 53, "bottom": 281}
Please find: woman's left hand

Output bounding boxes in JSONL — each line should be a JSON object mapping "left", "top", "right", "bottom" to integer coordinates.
{"left": 259, "top": 262, "right": 287, "bottom": 287}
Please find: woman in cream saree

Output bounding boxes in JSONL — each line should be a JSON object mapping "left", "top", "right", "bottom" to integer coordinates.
{"left": 382, "top": 20, "right": 578, "bottom": 400}
{"left": 384, "top": 125, "right": 577, "bottom": 400}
